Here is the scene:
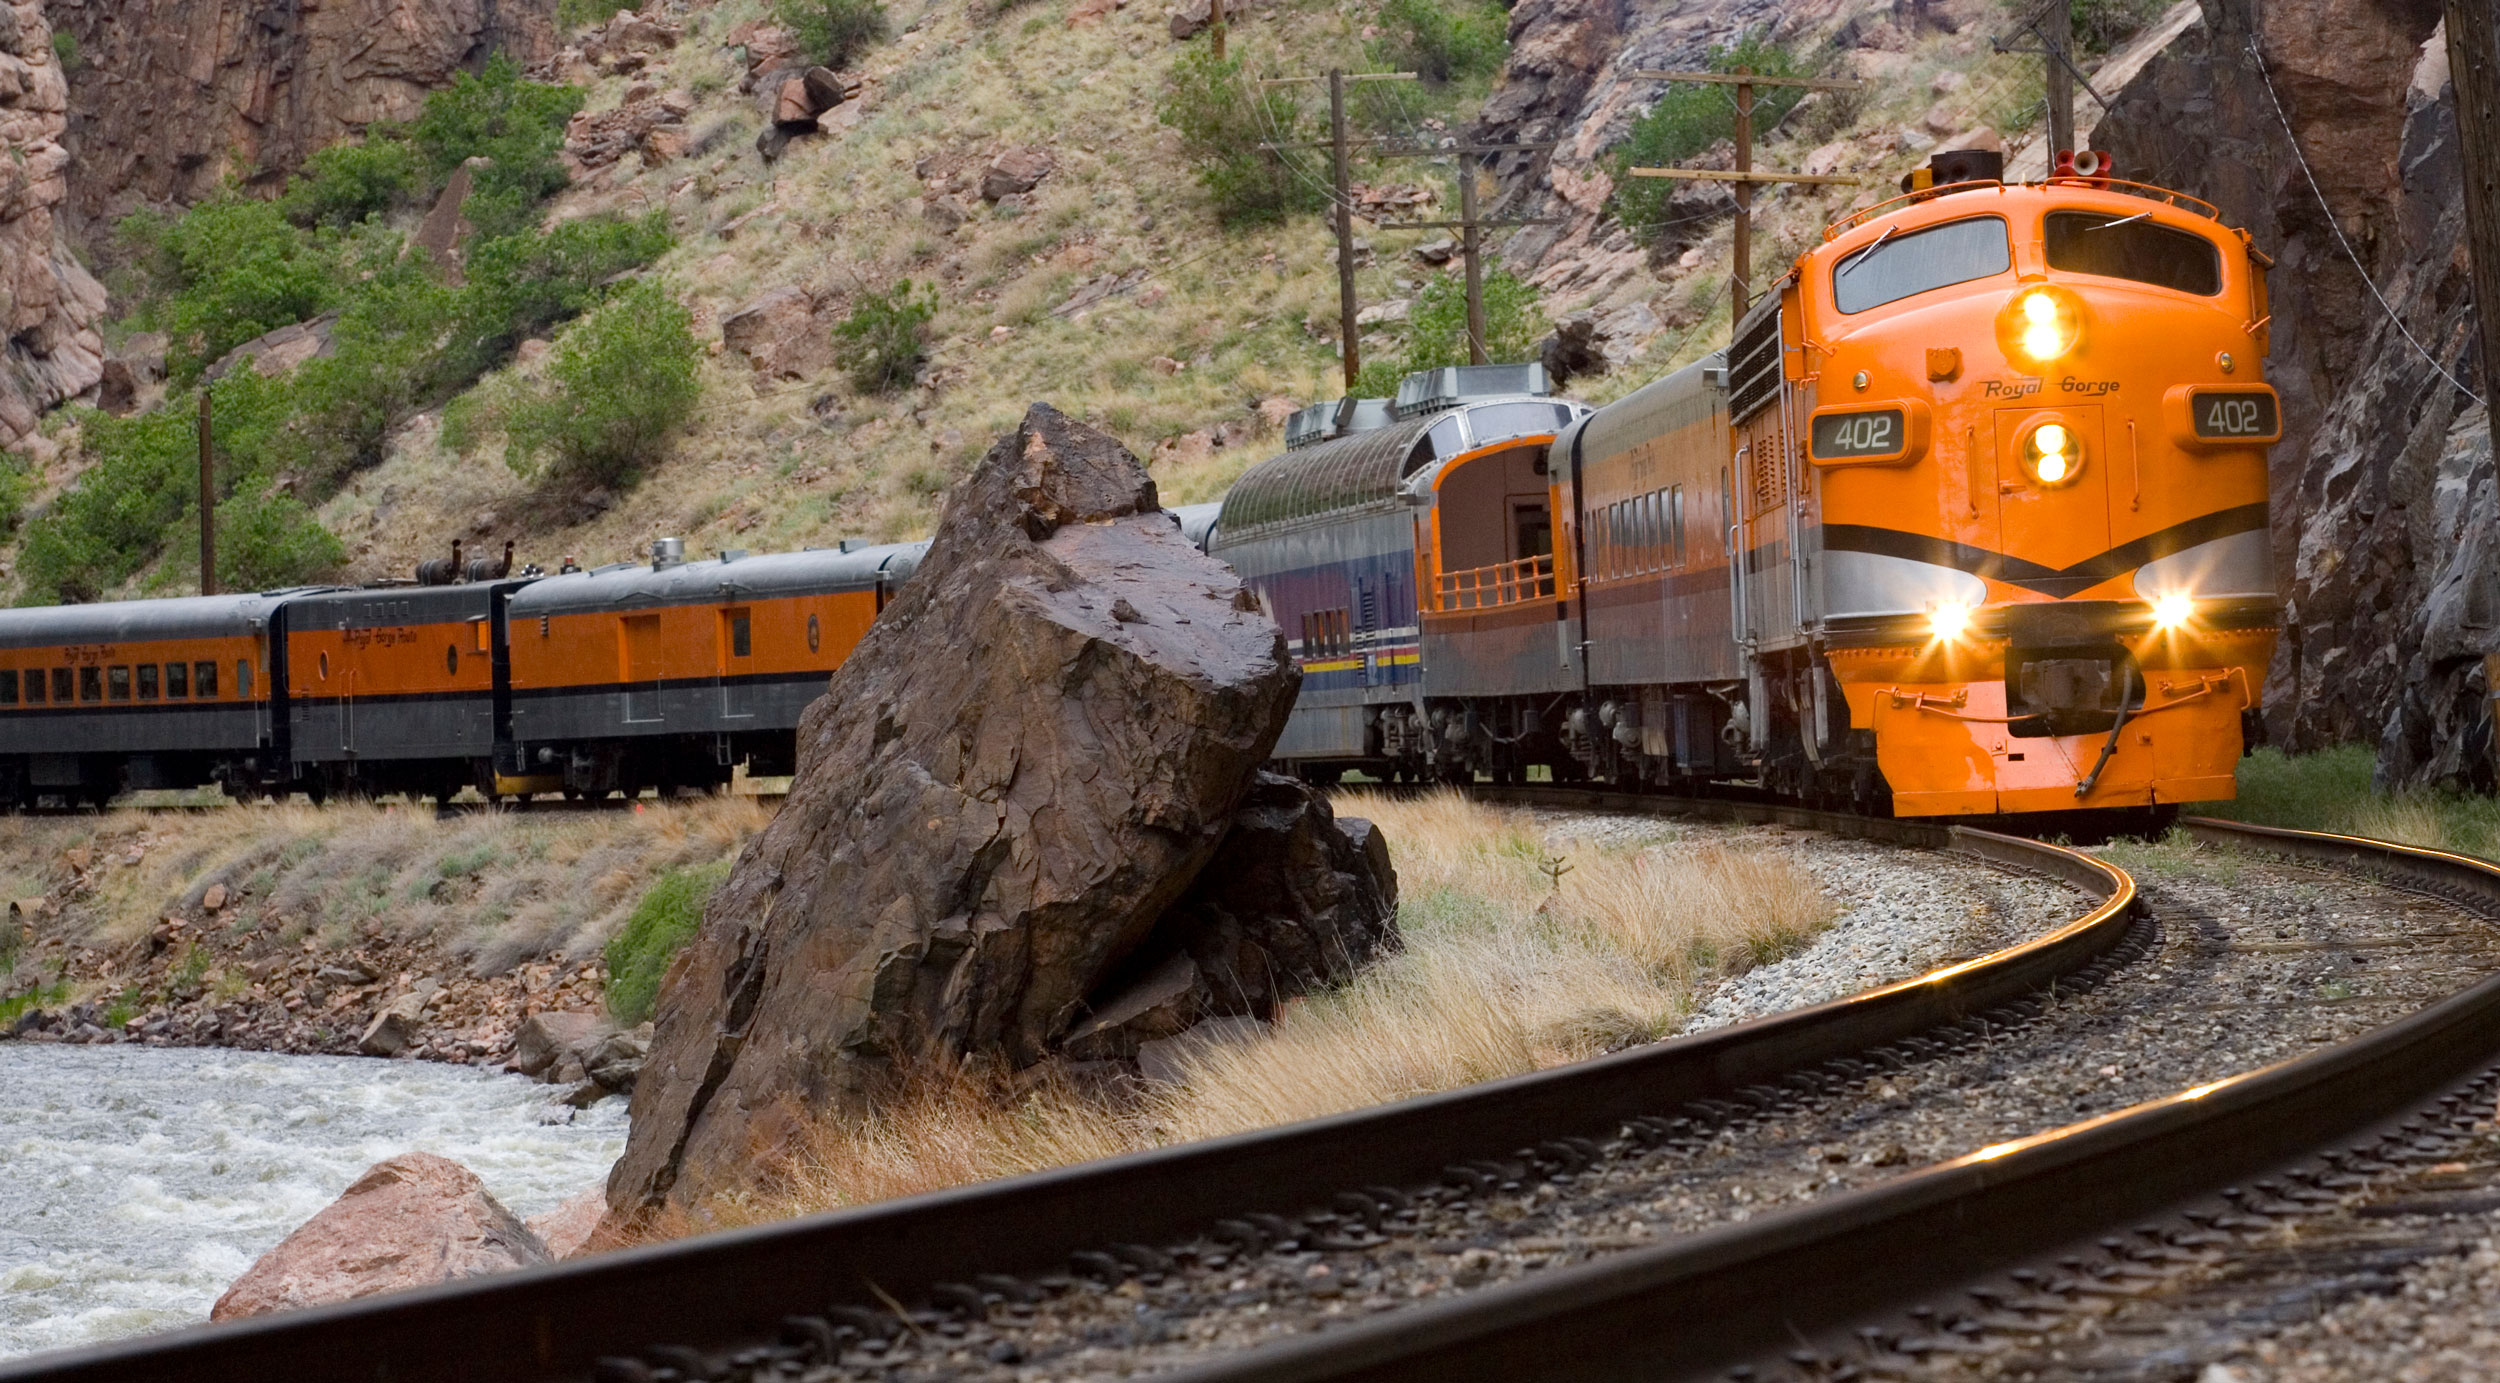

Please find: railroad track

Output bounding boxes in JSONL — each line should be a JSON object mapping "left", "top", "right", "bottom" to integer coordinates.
{"left": 4, "top": 804, "right": 2495, "bottom": 1383}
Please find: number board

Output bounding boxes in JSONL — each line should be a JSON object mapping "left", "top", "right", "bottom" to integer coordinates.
{"left": 1811, "top": 408, "right": 1908, "bottom": 460}
{"left": 2191, "top": 391, "right": 2278, "bottom": 440}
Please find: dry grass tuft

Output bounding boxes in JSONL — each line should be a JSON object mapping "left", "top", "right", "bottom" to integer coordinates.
{"left": 707, "top": 790, "right": 1834, "bottom": 1228}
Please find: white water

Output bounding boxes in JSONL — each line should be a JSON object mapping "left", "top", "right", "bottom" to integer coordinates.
{"left": 0, "top": 1044, "right": 628, "bottom": 1362}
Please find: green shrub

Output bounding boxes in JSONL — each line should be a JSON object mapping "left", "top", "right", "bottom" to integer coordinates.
{"left": 1605, "top": 32, "right": 1810, "bottom": 246}
{"left": 1158, "top": 47, "right": 1328, "bottom": 227}
{"left": 49, "top": 29, "right": 74, "bottom": 71}
{"left": 281, "top": 136, "right": 424, "bottom": 228}
{"left": 453, "top": 212, "right": 676, "bottom": 368}
{"left": 557, "top": 0, "right": 612, "bottom": 30}
{"left": 121, "top": 196, "right": 340, "bottom": 382}
{"left": 502, "top": 279, "right": 700, "bottom": 487}
{"left": 605, "top": 861, "right": 731, "bottom": 1025}
{"left": 216, "top": 487, "right": 345, "bottom": 590}
{"left": 833, "top": 278, "right": 937, "bottom": 394}
{"left": 775, "top": 0, "right": 891, "bottom": 69}
{"left": 1351, "top": 267, "right": 1542, "bottom": 395}
{"left": 406, "top": 55, "right": 583, "bottom": 239}
{"left": 1368, "top": 0, "right": 1507, "bottom": 85}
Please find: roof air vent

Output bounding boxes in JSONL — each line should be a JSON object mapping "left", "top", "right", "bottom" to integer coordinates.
{"left": 651, "top": 537, "right": 686, "bottom": 570}
{"left": 1392, "top": 362, "right": 1549, "bottom": 419}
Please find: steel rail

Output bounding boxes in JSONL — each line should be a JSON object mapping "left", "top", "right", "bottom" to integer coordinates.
{"left": 0, "top": 796, "right": 2135, "bottom": 1383}
{"left": 1144, "top": 816, "right": 2500, "bottom": 1383}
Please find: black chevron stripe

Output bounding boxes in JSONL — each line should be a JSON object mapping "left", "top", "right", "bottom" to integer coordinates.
{"left": 1819, "top": 502, "right": 2268, "bottom": 597}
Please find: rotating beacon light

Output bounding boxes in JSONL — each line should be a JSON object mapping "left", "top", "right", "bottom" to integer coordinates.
{"left": 1999, "top": 285, "right": 2084, "bottom": 367}
{"left": 2020, "top": 418, "right": 2084, "bottom": 488}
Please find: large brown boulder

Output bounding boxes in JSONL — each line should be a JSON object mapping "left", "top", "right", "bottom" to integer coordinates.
{"left": 606, "top": 403, "right": 1297, "bottom": 1216}
{"left": 210, "top": 1153, "right": 548, "bottom": 1321}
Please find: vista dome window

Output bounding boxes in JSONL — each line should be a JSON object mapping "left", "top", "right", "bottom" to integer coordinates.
{"left": 1832, "top": 216, "right": 2011, "bottom": 314}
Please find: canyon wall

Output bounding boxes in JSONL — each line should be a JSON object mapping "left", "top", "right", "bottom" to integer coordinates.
{"left": 46, "top": 0, "right": 558, "bottom": 230}
{"left": 0, "top": 0, "right": 101, "bottom": 445}
{"left": 2095, "top": 0, "right": 2498, "bottom": 787}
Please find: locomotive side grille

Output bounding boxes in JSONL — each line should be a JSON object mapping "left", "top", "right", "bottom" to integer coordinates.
{"left": 1750, "top": 415, "right": 1790, "bottom": 513}
{"left": 1727, "top": 302, "right": 1784, "bottom": 425}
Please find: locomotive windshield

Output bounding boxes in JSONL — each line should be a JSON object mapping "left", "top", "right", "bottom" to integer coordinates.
{"left": 2044, "top": 212, "right": 2221, "bottom": 295}
{"left": 1832, "top": 215, "right": 2011, "bottom": 314}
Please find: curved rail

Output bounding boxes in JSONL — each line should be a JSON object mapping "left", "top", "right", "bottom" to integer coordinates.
{"left": 0, "top": 796, "right": 2134, "bottom": 1383}
{"left": 1142, "top": 816, "right": 2500, "bottom": 1383}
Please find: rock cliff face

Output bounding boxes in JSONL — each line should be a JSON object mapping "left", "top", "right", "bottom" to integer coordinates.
{"left": 607, "top": 404, "right": 1301, "bottom": 1217}
{"left": 46, "top": 0, "right": 556, "bottom": 227}
{"left": 2095, "top": 0, "right": 2498, "bottom": 786}
{"left": 0, "top": 0, "right": 101, "bottom": 444}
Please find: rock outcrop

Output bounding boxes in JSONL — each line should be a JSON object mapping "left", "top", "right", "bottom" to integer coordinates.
{"left": 606, "top": 403, "right": 1298, "bottom": 1217}
{"left": 210, "top": 1153, "right": 548, "bottom": 1321}
{"left": 2095, "top": 0, "right": 2495, "bottom": 786}
{"left": 0, "top": 0, "right": 103, "bottom": 445}
{"left": 48, "top": 0, "right": 557, "bottom": 227}
{"left": 1065, "top": 773, "right": 1397, "bottom": 1060}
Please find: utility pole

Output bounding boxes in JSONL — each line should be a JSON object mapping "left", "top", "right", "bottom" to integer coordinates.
{"left": 1329, "top": 69, "right": 1360, "bottom": 389}
{"left": 1373, "top": 146, "right": 1559, "bottom": 364}
{"left": 1458, "top": 154, "right": 1485, "bottom": 362}
{"left": 1991, "top": 2, "right": 2110, "bottom": 156}
{"left": 1264, "top": 73, "right": 1558, "bottom": 376}
{"left": 197, "top": 388, "right": 215, "bottom": 596}
{"left": 1260, "top": 70, "right": 1422, "bottom": 388}
{"left": 2447, "top": 0, "right": 2500, "bottom": 394}
{"left": 2045, "top": 0, "right": 2075, "bottom": 159}
{"left": 1625, "top": 69, "right": 1864, "bottom": 324}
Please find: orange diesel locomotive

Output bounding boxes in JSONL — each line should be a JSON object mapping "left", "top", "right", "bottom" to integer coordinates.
{"left": 1567, "top": 152, "right": 2278, "bottom": 817}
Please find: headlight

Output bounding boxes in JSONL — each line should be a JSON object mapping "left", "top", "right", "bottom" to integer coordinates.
{"left": 1999, "top": 285, "right": 2084, "bottom": 366}
{"left": 1930, "top": 600, "right": 1972, "bottom": 641}
{"left": 2151, "top": 592, "right": 2195, "bottom": 630}
{"left": 2020, "top": 419, "right": 2084, "bottom": 488}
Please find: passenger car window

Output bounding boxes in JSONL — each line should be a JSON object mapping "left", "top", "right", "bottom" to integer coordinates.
{"left": 1464, "top": 402, "right": 1565, "bottom": 448}
{"left": 51, "top": 668, "right": 71, "bottom": 702}
{"left": 0, "top": 670, "right": 15, "bottom": 704}
{"left": 137, "top": 664, "right": 159, "bottom": 699}
{"left": 168, "top": 661, "right": 188, "bottom": 698}
{"left": 106, "top": 667, "right": 129, "bottom": 701}
{"left": 2044, "top": 211, "right": 2221, "bottom": 295}
{"left": 194, "top": 661, "right": 218, "bottom": 698}
{"left": 730, "top": 612, "right": 752, "bottom": 657}
{"left": 1833, "top": 216, "right": 2012, "bottom": 314}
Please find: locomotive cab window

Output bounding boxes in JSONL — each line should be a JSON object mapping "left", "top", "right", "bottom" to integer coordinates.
{"left": 137, "top": 664, "right": 158, "bottom": 700}
{"left": 0, "top": 670, "right": 16, "bottom": 704}
{"left": 167, "top": 661, "right": 188, "bottom": 698}
{"left": 1833, "top": 215, "right": 2012, "bottom": 314}
{"left": 2044, "top": 212, "right": 2221, "bottom": 295}
{"left": 194, "top": 661, "right": 217, "bottom": 698}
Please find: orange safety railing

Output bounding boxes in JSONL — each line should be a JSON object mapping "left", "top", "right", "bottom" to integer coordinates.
{"left": 1437, "top": 553, "right": 1556, "bottom": 610}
